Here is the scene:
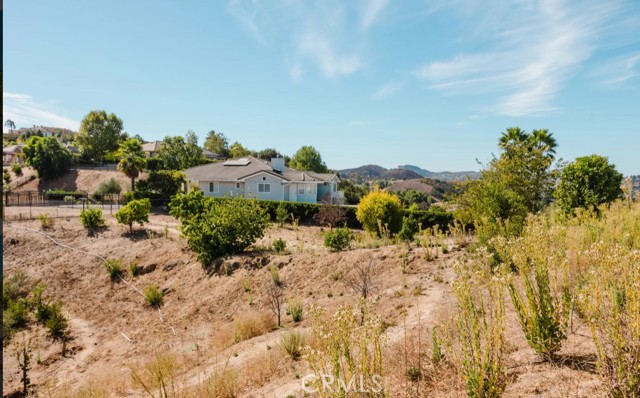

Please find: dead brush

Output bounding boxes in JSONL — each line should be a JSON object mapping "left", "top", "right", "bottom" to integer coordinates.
{"left": 232, "top": 311, "right": 275, "bottom": 343}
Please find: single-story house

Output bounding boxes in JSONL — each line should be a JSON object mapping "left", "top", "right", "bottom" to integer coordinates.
{"left": 3, "top": 145, "right": 25, "bottom": 165}
{"left": 184, "top": 156, "right": 344, "bottom": 204}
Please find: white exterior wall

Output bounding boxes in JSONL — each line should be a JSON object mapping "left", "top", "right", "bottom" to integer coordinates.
{"left": 245, "top": 174, "right": 286, "bottom": 201}
{"left": 293, "top": 182, "right": 318, "bottom": 203}
{"left": 198, "top": 181, "right": 245, "bottom": 198}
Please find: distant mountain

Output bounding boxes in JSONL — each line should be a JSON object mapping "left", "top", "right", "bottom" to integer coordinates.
{"left": 398, "top": 165, "right": 480, "bottom": 181}
{"left": 338, "top": 165, "right": 421, "bottom": 180}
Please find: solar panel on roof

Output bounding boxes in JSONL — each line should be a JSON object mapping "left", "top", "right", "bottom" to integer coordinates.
{"left": 224, "top": 158, "right": 251, "bottom": 166}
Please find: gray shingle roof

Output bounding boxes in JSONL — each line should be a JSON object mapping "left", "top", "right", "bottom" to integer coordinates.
{"left": 184, "top": 155, "right": 339, "bottom": 183}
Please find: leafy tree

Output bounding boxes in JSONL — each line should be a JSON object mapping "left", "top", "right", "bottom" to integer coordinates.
{"left": 255, "top": 148, "right": 283, "bottom": 160}
{"left": 22, "top": 136, "right": 71, "bottom": 180}
{"left": 289, "top": 146, "right": 329, "bottom": 173}
{"left": 5, "top": 119, "right": 15, "bottom": 133}
{"left": 115, "top": 198, "right": 151, "bottom": 233}
{"left": 77, "top": 110, "right": 125, "bottom": 162}
{"left": 229, "top": 141, "right": 250, "bottom": 158}
{"left": 339, "top": 180, "right": 369, "bottom": 205}
{"left": 117, "top": 138, "right": 146, "bottom": 191}
{"left": 356, "top": 189, "right": 403, "bottom": 236}
{"left": 133, "top": 170, "right": 185, "bottom": 199}
{"left": 156, "top": 131, "right": 205, "bottom": 170}
{"left": 457, "top": 128, "right": 558, "bottom": 242}
{"left": 169, "top": 190, "right": 270, "bottom": 269}
{"left": 554, "top": 155, "right": 623, "bottom": 215}
{"left": 203, "top": 130, "right": 230, "bottom": 158}
{"left": 95, "top": 178, "right": 122, "bottom": 197}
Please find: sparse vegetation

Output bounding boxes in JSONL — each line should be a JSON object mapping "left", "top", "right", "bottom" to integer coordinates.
{"left": 280, "top": 330, "right": 304, "bottom": 360}
{"left": 104, "top": 259, "right": 123, "bottom": 281}
{"left": 38, "top": 213, "right": 53, "bottom": 229}
{"left": 272, "top": 238, "right": 286, "bottom": 253}
{"left": 287, "top": 299, "right": 303, "bottom": 323}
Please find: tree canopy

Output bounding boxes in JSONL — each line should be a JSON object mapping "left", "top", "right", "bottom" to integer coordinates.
{"left": 77, "top": 110, "right": 125, "bottom": 162}
{"left": 203, "top": 130, "right": 230, "bottom": 158}
{"left": 157, "top": 131, "right": 205, "bottom": 170}
{"left": 289, "top": 145, "right": 329, "bottom": 173}
{"left": 117, "top": 138, "right": 146, "bottom": 191}
{"left": 229, "top": 142, "right": 251, "bottom": 159}
{"left": 22, "top": 136, "right": 71, "bottom": 180}
{"left": 554, "top": 155, "right": 623, "bottom": 214}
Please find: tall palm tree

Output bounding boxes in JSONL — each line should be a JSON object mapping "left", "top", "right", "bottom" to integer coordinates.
{"left": 117, "top": 138, "right": 146, "bottom": 191}
{"left": 530, "top": 129, "right": 557, "bottom": 158}
{"left": 498, "top": 127, "right": 528, "bottom": 151}
{"left": 5, "top": 119, "right": 16, "bottom": 134}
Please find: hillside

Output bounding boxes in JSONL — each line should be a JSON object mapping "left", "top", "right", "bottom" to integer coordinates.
{"left": 386, "top": 178, "right": 459, "bottom": 201}
{"left": 2, "top": 213, "right": 604, "bottom": 397}
{"left": 398, "top": 164, "right": 480, "bottom": 181}
{"left": 338, "top": 165, "right": 421, "bottom": 180}
{"left": 14, "top": 168, "right": 146, "bottom": 194}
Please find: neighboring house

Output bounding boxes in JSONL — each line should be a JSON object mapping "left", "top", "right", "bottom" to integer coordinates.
{"left": 3, "top": 145, "right": 25, "bottom": 165}
{"left": 184, "top": 155, "right": 344, "bottom": 204}
{"left": 141, "top": 140, "right": 163, "bottom": 157}
{"left": 202, "top": 149, "right": 225, "bottom": 160}
{"left": 42, "top": 131, "right": 54, "bottom": 138}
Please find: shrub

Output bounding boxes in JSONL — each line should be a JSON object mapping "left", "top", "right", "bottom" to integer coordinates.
{"left": 2, "top": 272, "right": 32, "bottom": 307}
{"left": 398, "top": 215, "right": 420, "bottom": 242}
{"left": 275, "top": 202, "right": 288, "bottom": 227}
{"left": 94, "top": 177, "right": 122, "bottom": 197}
{"left": 3, "top": 171, "right": 10, "bottom": 185}
{"left": 272, "top": 238, "right": 286, "bottom": 253}
{"left": 104, "top": 259, "right": 123, "bottom": 281}
{"left": 44, "top": 302, "right": 68, "bottom": 339}
{"left": 4, "top": 299, "right": 29, "bottom": 330}
{"left": 313, "top": 204, "right": 346, "bottom": 228}
{"left": 169, "top": 190, "right": 270, "bottom": 269}
{"left": 43, "top": 189, "right": 86, "bottom": 201}
{"left": 12, "top": 163, "right": 22, "bottom": 176}
{"left": 324, "top": 226, "right": 354, "bottom": 251}
{"left": 232, "top": 311, "right": 275, "bottom": 342}
{"left": 269, "top": 265, "right": 282, "bottom": 287}
{"left": 115, "top": 198, "right": 151, "bottom": 233}
{"left": 144, "top": 285, "right": 164, "bottom": 307}
{"left": 129, "top": 262, "right": 140, "bottom": 278}
{"left": 281, "top": 330, "right": 304, "bottom": 360}
{"left": 80, "top": 208, "right": 106, "bottom": 230}
{"left": 22, "top": 136, "right": 71, "bottom": 180}
{"left": 37, "top": 213, "right": 53, "bottom": 229}
{"left": 356, "top": 189, "right": 403, "bottom": 236}
{"left": 288, "top": 299, "right": 303, "bottom": 323}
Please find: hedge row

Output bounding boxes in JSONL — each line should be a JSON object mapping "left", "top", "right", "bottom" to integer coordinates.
{"left": 44, "top": 189, "right": 87, "bottom": 200}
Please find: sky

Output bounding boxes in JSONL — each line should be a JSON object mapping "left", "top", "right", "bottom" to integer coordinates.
{"left": 3, "top": 0, "right": 640, "bottom": 175}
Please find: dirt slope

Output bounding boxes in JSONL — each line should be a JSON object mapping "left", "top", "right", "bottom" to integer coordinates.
{"left": 15, "top": 168, "right": 146, "bottom": 193}
{"left": 2, "top": 215, "right": 604, "bottom": 397}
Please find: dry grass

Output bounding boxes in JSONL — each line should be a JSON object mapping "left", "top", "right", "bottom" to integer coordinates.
{"left": 232, "top": 310, "right": 275, "bottom": 343}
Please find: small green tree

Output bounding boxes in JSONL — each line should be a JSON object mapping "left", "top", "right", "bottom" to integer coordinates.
{"left": 115, "top": 198, "right": 151, "bottom": 233}
{"left": 289, "top": 145, "right": 329, "bottom": 173}
{"left": 554, "top": 154, "right": 623, "bottom": 215}
{"left": 95, "top": 178, "right": 122, "bottom": 197}
{"left": 77, "top": 110, "right": 125, "bottom": 162}
{"left": 80, "top": 208, "right": 106, "bottom": 230}
{"left": 356, "top": 189, "right": 403, "bottom": 236}
{"left": 22, "top": 136, "right": 71, "bottom": 180}
{"left": 156, "top": 132, "right": 205, "bottom": 170}
{"left": 169, "top": 190, "right": 270, "bottom": 269}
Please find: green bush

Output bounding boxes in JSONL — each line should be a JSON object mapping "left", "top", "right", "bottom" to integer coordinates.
{"left": 324, "top": 226, "right": 354, "bottom": 251}
{"left": 94, "top": 177, "right": 122, "bottom": 197}
{"left": 115, "top": 198, "right": 151, "bottom": 233}
{"left": 144, "top": 285, "right": 164, "bottom": 307}
{"left": 356, "top": 189, "right": 403, "bottom": 236}
{"left": 280, "top": 330, "right": 304, "bottom": 360}
{"left": 4, "top": 299, "right": 29, "bottom": 330}
{"left": 44, "top": 189, "right": 86, "bottom": 201}
{"left": 132, "top": 170, "right": 185, "bottom": 203}
{"left": 80, "top": 208, "right": 106, "bottom": 230}
{"left": 11, "top": 163, "right": 23, "bottom": 176}
{"left": 169, "top": 190, "right": 270, "bottom": 269}
{"left": 273, "top": 238, "right": 286, "bottom": 253}
{"left": 44, "top": 302, "right": 68, "bottom": 339}
{"left": 38, "top": 213, "right": 53, "bottom": 229}
{"left": 2, "top": 272, "right": 32, "bottom": 308}
{"left": 288, "top": 299, "right": 303, "bottom": 323}
{"left": 129, "top": 262, "right": 140, "bottom": 278}
{"left": 398, "top": 215, "right": 419, "bottom": 242}
{"left": 105, "top": 259, "right": 123, "bottom": 281}
{"left": 275, "top": 202, "right": 288, "bottom": 227}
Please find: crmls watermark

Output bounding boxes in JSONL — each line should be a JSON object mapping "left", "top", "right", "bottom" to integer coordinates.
{"left": 301, "top": 374, "right": 384, "bottom": 394}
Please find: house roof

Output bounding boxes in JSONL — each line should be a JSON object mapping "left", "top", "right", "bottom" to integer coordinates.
{"left": 141, "top": 140, "right": 163, "bottom": 152}
{"left": 202, "top": 149, "right": 224, "bottom": 159}
{"left": 3, "top": 145, "right": 24, "bottom": 154}
{"left": 184, "top": 155, "right": 339, "bottom": 183}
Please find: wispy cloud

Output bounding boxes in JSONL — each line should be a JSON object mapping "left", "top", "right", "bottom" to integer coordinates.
{"left": 361, "top": 0, "right": 389, "bottom": 29}
{"left": 371, "top": 81, "right": 403, "bottom": 99}
{"left": 3, "top": 92, "right": 79, "bottom": 132}
{"left": 415, "top": 0, "right": 625, "bottom": 116}
{"left": 227, "top": 1, "right": 366, "bottom": 78}
{"left": 591, "top": 52, "right": 640, "bottom": 87}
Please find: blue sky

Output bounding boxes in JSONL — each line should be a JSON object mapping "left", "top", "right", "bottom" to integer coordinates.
{"left": 3, "top": 0, "right": 640, "bottom": 174}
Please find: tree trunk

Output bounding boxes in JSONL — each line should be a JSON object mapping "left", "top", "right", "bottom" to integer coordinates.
{"left": 131, "top": 176, "right": 135, "bottom": 192}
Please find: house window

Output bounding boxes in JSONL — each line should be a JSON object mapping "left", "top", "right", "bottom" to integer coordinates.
{"left": 332, "top": 183, "right": 337, "bottom": 192}
{"left": 298, "top": 183, "right": 314, "bottom": 195}
{"left": 209, "top": 182, "right": 219, "bottom": 193}
{"left": 258, "top": 183, "right": 271, "bottom": 193}
{"left": 236, "top": 182, "right": 240, "bottom": 189}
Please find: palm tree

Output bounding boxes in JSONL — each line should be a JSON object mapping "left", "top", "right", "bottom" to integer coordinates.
{"left": 5, "top": 119, "right": 16, "bottom": 134}
{"left": 117, "top": 138, "right": 146, "bottom": 191}
{"left": 498, "top": 127, "right": 528, "bottom": 151}
{"left": 530, "top": 129, "right": 557, "bottom": 158}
